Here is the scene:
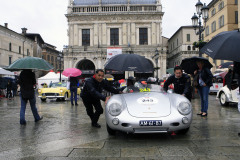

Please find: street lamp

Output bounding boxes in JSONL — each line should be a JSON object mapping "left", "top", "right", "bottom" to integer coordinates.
{"left": 191, "top": 0, "right": 209, "bottom": 57}
{"left": 57, "top": 51, "right": 64, "bottom": 82}
{"left": 152, "top": 48, "right": 159, "bottom": 79}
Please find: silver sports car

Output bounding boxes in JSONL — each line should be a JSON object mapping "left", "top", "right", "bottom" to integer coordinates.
{"left": 105, "top": 83, "right": 192, "bottom": 135}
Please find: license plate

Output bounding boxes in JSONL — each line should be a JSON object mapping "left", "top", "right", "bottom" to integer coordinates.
{"left": 139, "top": 120, "right": 162, "bottom": 126}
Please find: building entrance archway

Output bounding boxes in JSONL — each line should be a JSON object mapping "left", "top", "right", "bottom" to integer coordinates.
{"left": 76, "top": 59, "right": 95, "bottom": 77}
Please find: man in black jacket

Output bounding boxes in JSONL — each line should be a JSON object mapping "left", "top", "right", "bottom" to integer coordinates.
{"left": 234, "top": 61, "right": 240, "bottom": 136}
{"left": 81, "top": 69, "right": 121, "bottom": 128}
{"left": 19, "top": 70, "right": 42, "bottom": 125}
{"left": 70, "top": 76, "right": 79, "bottom": 106}
{"left": 164, "top": 66, "right": 192, "bottom": 101}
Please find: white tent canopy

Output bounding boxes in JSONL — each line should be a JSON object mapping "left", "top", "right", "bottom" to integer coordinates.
{"left": 56, "top": 72, "right": 68, "bottom": 80}
{"left": 0, "top": 67, "right": 14, "bottom": 76}
{"left": 38, "top": 71, "right": 68, "bottom": 88}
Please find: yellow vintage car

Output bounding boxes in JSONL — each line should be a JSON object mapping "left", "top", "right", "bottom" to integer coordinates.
{"left": 38, "top": 82, "right": 81, "bottom": 102}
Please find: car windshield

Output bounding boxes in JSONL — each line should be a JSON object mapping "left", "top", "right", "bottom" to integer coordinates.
{"left": 123, "top": 82, "right": 164, "bottom": 93}
{"left": 50, "top": 82, "right": 67, "bottom": 88}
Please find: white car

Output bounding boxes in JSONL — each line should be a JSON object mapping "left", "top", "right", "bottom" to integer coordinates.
{"left": 210, "top": 82, "right": 223, "bottom": 93}
{"left": 217, "top": 86, "right": 239, "bottom": 106}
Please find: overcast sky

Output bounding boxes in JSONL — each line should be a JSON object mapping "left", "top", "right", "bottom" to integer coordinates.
{"left": 0, "top": 0, "right": 212, "bottom": 50}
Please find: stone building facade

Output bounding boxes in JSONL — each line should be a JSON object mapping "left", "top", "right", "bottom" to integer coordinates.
{"left": 0, "top": 24, "right": 34, "bottom": 68}
{"left": 167, "top": 26, "right": 199, "bottom": 69}
{"left": 42, "top": 43, "right": 61, "bottom": 73}
{"left": 64, "top": 0, "right": 167, "bottom": 79}
{"left": 0, "top": 24, "right": 62, "bottom": 77}
{"left": 204, "top": 0, "right": 238, "bottom": 68}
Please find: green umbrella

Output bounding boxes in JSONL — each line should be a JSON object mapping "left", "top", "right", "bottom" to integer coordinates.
{"left": 5, "top": 56, "right": 54, "bottom": 71}
{"left": 166, "top": 68, "right": 174, "bottom": 75}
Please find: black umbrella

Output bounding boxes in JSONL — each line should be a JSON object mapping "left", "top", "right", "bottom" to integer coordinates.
{"left": 180, "top": 57, "right": 213, "bottom": 74}
{"left": 218, "top": 62, "right": 233, "bottom": 69}
{"left": 200, "top": 30, "right": 240, "bottom": 62}
{"left": 104, "top": 54, "right": 154, "bottom": 73}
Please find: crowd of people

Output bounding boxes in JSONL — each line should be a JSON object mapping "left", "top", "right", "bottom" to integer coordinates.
{"left": 11, "top": 60, "right": 239, "bottom": 136}
{"left": 0, "top": 78, "right": 18, "bottom": 100}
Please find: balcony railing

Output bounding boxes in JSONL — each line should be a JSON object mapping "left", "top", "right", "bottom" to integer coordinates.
{"left": 72, "top": 5, "right": 157, "bottom": 13}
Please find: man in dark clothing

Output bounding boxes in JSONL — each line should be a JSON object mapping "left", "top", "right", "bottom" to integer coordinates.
{"left": 70, "top": 76, "right": 79, "bottom": 106}
{"left": 19, "top": 70, "right": 42, "bottom": 125}
{"left": 224, "top": 66, "right": 234, "bottom": 89}
{"left": 233, "top": 61, "right": 240, "bottom": 136}
{"left": 164, "top": 66, "right": 192, "bottom": 101}
{"left": 6, "top": 80, "right": 12, "bottom": 99}
{"left": 81, "top": 69, "right": 121, "bottom": 128}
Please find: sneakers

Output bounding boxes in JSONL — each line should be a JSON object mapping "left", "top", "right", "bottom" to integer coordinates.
{"left": 92, "top": 123, "right": 101, "bottom": 128}
{"left": 35, "top": 116, "right": 43, "bottom": 122}
{"left": 75, "top": 103, "right": 78, "bottom": 106}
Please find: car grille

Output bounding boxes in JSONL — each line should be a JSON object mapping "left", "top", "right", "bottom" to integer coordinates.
{"left": 134, "top": 128, "right": 168, "bottom": 134}
{"left": 44, "top": 93, "right": 59, "bottom": 96}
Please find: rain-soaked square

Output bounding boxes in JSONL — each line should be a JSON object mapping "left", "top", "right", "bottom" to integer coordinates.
{"left": 0, "top": 95, "right": 239, "bottom": 160}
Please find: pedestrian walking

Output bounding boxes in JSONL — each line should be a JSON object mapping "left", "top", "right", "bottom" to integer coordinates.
{"left": 19, "top": 69, "right": 43, "bottom": 125}
{"left": 12, "top": 80, "right": 18, "bottom": 97}
{"left": 80, "top": 69, "right": 121, "bottom": 128}
{"left": 6, "top": 80, "right": 12, "bottom": 100}
{"left": 194, "top": 60, "right": 213, "bottom": 117}
{"left": 163, "top": 66, "right": 192, "bottom": 101}
{"left": 70, "top": 76, "right": 79, "bottom": 106}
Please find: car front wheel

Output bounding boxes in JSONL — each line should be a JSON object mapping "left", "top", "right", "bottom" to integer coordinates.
{"left": 107, "top": 124, "right": 116, "bottom": 135}
{"left": 41, "top": 98, "right": 46, "bottom": 102}
{"left": 219, "top": 92, "right": 229, "bottom": 106}
{"left": 62, "top": 93, "right": 68, "bottom": 101}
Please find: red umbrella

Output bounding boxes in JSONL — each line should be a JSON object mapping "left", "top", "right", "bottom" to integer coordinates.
{"left": 62, "top": 68, "right": 82, "bottom": 77}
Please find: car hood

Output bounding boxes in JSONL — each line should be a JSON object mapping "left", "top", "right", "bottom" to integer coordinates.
{"left": 122, "top": 92, "right": 171, "bottom": 118}
{"left": 41, "top": 87, "right": 66, "bottom": 93}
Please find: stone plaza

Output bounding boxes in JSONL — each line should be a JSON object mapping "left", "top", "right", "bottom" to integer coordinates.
{"left": 0, "top": 95, "right": 240, "bottom": 159}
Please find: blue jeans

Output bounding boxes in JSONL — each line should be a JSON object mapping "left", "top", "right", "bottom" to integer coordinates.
{"left": 198, "top": 86, "right": 210, "bottom": 113}
{"left": 20, "top": 93, "right": 41, "bottom": 123}
{"left": 70, "top": 87, "right": 78, "bottom": 105}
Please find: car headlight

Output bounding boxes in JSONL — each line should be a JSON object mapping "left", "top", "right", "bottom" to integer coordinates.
{"left": 60, "top": 89, "right": 63, "bottom": 93}
{"left": 109, "top": 103, "right": 122, "bottom": 116}
{"left": 38, "top": 89, "right": 41, "bottom": 93}
{"left": 178, "top": 102, "right": 191, "bottom": 115}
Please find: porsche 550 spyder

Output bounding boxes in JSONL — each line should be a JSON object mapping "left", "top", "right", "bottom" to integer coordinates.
{"left": 105, "top": 83, "right": 192, "bottom": 135}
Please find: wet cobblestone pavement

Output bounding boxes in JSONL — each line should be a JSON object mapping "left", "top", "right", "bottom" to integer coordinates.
{"left": 0, "top": 95, "right": 240, "bottom": 160}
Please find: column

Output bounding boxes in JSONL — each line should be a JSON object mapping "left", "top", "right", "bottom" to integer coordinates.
{"left": 90, "top": 28, "right": 94, "bottom": 46}
{"left": 69, "top": 24, "right": 74, "bottom": 46}
{"left": 102, "top": 23, "right": 107, "bottom": 45}
{"left": 94, "top": 23, "right": 98, "bottom": 46}
{"left": 79, "top": 29, "right": 82, "bottom": 46}
{"left": 152, "top": 22, "right": 157, "bottom": 45}
{"left": 148, "top": 27, "right": 152, "bottom": 45}
{"left": 131, "top": 23, "right": 136, "bottom": 45}
{"left": 73, "top": 24, "right": 79, "bottom": 46}
{"left": 98, "top": 23, "right": 102, "bottom": 46}
{"left": 156, "top": 22, "right": 160, "bottom": 45}
{"left": 122, "top": 23, "right": 128, "bottom": 45}
{"left": 128, "top": 23, "right": 131, "bottom": 45}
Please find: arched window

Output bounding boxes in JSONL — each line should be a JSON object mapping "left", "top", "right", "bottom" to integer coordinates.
{"left": 187, "top": 46, "right": 191, "bottom": 51}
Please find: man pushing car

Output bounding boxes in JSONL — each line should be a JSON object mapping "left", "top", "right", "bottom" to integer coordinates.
{"left": 80, "top": 69, "right": 122, "bottom": 128}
